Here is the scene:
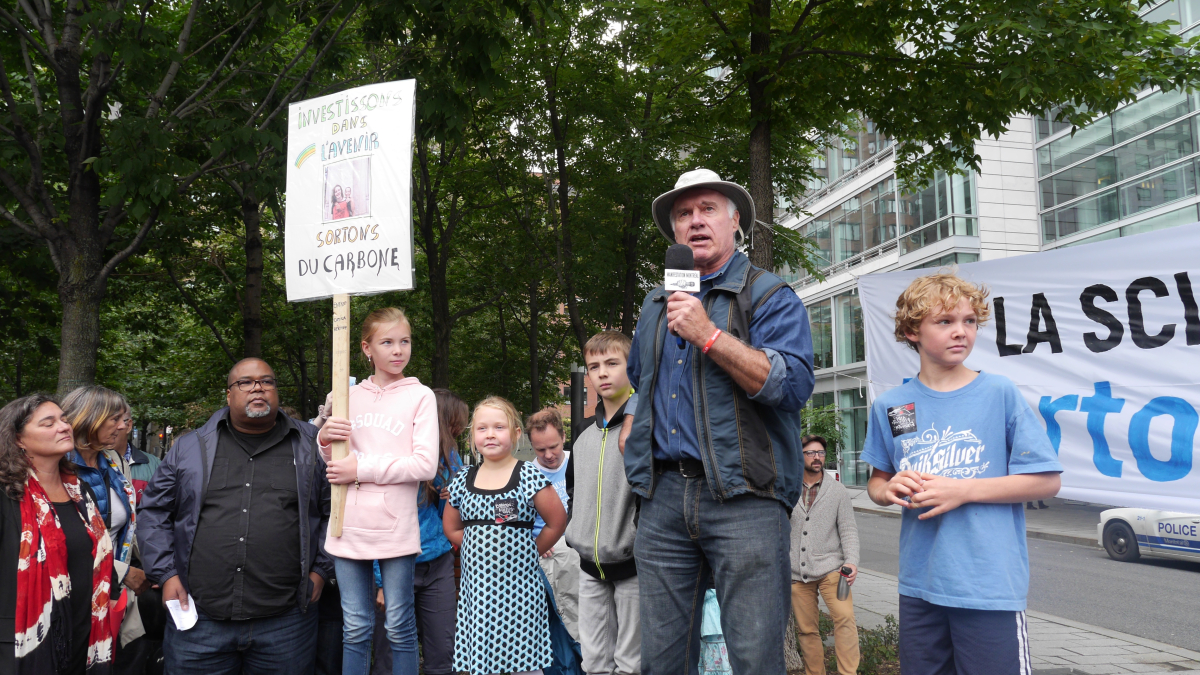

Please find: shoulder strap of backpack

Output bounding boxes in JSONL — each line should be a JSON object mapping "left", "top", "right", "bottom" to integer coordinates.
{"left": 729, "top": 267, "right": 787, "bottom": 342}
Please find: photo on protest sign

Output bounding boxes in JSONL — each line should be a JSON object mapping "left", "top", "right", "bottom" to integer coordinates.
{"left": 284, "top": 79, "right": 416, "bottom": 301}
{"left": 323, "top": 157, "right": 371, "bottom": 223}
{"left": 858, "top": 222, "right": 1200, "bottom": 513}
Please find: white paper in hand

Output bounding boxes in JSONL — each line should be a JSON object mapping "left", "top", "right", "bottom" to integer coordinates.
{"left": 165, "top": 594, "right": 198, "bottom": 631}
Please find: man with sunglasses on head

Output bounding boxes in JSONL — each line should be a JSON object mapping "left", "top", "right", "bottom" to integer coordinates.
{"left": 789, "top": 435, "right": 861, "bottom": 675}
{"left": 139, "top": 358, "right": 334, "bottom": 675}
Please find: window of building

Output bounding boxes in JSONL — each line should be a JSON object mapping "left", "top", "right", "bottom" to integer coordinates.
{"left": 834, "top": 291, "right": 864, "bottom": 366}
{"left": 800, "top": 216, "right": 833, "bottom": 268}
{"left": 833, "top": 197, "right": 862, "bottom": 262}
{"left": 1143, "top": 0, "right": 1200, "bottom": 29}
{"left": 1037, "top": 88, "right": 1200, "bottom": 243}
{"left": 810, "top": 298, "right": 834, "bottom": 370}
{"left": 1061, "top": 203, "right": 1199, "bottom": 248}
{"left": 805, "top": 153, "right": 829, "bottom": 192}
{"left": 914, "top": 252, "right": 980, "bottom": 269}
{"left": 1036, "top": 111, "right": 1072, "bottom": 142}
{"left": 838, "top": 388, "right": 870, "bottom": 486}
{"left": 800, "top": 121, "right": 894, "bottom": 200}
{"left": 1113, "top": 89, "right": 1191, "bottom": 143}
{"left": 798, "top": 170, "right": 976, "bottom": 273}
{"left": 810, "top": 391, "right": 835, "bottom": 408}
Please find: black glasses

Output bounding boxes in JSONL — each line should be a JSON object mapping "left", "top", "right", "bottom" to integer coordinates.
{"left": 228, "top": 378, "right": 277, "bottom": 392}
{"left": 802, "top": 450, "right": 827, "bottom": 458}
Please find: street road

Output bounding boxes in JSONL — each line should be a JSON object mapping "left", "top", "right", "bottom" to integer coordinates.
{"left": 854, "top": 511, "right": 1200, "bottom": 651}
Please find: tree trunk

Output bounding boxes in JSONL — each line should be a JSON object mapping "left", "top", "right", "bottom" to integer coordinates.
{"left": 242, "top": 187, "right": 263, "bottom": 358}
{"left": 498, "top": 304, "right": 509, "bottom": 399}
{"left": 13, "top": 348, "right": 23, "bottom": 398}
{"left": 785, "top": 612, "right": 804, "bottom": 672}
{"left": 57, "top": 285, "right": 105, "bottom": 395}
{"left": 56, "top": 246, "right": 107, "bottom": 395}
{"left": 621, "top": 205, "right": 641, "bottom": 336}
{"left": 429, "top": 256, "right": 452, "bottom": 389}
{"left": 298, "top": 344, "right": 310, "bottom": 419}
{"left": 527, "top": 282, "right": 540, "bottom": 412}
{"left": 542, "top": 55, "right": 589, "bottom": 354}
{"left": 414, "top": 140, "right": 455, "bottom": 389}
{"left": 747, "top": 0, "right": 775, "bottom": 271}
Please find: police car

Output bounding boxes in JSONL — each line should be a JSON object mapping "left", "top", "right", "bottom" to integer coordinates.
{"left": 1097, "top": 508, "right": 1200, "bottom": 563}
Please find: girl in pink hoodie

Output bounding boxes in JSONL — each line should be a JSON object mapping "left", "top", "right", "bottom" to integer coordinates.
{"left": 317, "top": 307, "right": 439, "bottom": 675}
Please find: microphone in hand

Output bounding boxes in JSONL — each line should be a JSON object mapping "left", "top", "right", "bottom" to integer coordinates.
{"left": 664, "top": 244, "right": 699, "bottom": 349}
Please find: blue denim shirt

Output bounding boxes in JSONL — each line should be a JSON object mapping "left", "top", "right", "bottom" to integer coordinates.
{"left": 627, "top": 256, "right": 815, "bottom": 461}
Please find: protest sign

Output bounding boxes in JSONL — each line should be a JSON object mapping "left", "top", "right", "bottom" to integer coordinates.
{"left": 285, "top": 80, "right": 417, "bottom": 535}
{"left": 285, "top": 80, "right": 416, "bottom": 302}
{"left": 858, "top": 222, "right": 1200, "bottom": 513}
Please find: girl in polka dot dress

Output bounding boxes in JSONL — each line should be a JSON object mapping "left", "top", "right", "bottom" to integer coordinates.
{"left": 443, "top": 397, "right": 567, "bottom": 675}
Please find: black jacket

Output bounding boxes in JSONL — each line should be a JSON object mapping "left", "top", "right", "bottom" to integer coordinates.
{"left": 138, "top": 408, "right": 334, "bottom": 612}
{"left": 0, "top": 482, "right": 105, "bottom": 675}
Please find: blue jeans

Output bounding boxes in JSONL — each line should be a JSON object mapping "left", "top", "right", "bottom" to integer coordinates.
{"left": 634, "top": 469, "right": 791, "bottom": 675}
{"left": 163, "top": 606, "right": 318, "bottom": 675}
{"left": 334, "top": 555, "right": 418, "bottom": 675}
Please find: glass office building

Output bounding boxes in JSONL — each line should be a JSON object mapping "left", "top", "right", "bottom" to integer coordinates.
{"left": 783, "top": 1, "right": 1198, "bottom": 485}
{"left": 1036, "top": 89, "right": 1200, "bottom": 248}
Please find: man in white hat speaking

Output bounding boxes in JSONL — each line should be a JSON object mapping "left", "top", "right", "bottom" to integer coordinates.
{"left": 619, "top": 169, "right": 815, "bottom": 674}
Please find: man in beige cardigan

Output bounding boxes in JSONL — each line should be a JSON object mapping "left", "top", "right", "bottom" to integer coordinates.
{"left": 790, "top": 435, "right": 861, "bottom": 675}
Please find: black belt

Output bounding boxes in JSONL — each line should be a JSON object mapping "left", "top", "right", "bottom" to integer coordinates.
{"left": 654, "top": 458, "right": 706, "bottom": 478}
{"left": 462, "top": 519, "right": 534, "bottom": 529}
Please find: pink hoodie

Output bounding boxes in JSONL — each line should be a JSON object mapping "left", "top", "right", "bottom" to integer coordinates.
{"left": 319, "top": 375, "right": 439, "bottom": 559}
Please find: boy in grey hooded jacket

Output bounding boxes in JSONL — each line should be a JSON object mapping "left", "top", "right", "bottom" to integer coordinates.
{"left": 566, "top": 331, "right": 641, "bottom": 675}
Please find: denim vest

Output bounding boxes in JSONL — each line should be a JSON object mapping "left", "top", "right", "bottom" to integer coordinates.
{"left": 623, "top": 253, "right": 805, "bottom": 509}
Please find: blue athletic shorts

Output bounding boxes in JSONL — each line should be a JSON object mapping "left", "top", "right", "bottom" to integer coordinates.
{"left": 898, "top": 595, "right": 1031, "bottom": 675}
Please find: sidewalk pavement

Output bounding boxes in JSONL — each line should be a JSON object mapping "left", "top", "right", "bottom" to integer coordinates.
{"left": 835, "top": 569, "right": 1200, "bottom": 674}
{"left": 847, "top": 487, "right": 1108, "bottom": 548}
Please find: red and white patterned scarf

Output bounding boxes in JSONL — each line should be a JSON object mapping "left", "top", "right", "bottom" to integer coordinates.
{"left": 15, "top": 472, "right": 115, "bottom": 674}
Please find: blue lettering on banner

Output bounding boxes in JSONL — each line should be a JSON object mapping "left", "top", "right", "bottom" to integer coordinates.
{"left": 1079, "top": 382, "right": 1125, "bottom": 478}
{"left": 1129, "top": 397, "right": 1196, "bottom": 482}
{"left": 1037, "top": 381, "right": 1198, "bottom": 482}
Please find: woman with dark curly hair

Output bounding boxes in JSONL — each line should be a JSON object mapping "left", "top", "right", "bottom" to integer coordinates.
{"left": 0, "top": 394, "right": 117, "bottom": 675}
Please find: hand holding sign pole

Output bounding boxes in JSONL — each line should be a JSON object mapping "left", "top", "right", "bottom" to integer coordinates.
{"left": 285, "top": 80, "right": 417, "bottom": 536}
{"left": 329, "top": 294, "right": 351, "bottom": 536}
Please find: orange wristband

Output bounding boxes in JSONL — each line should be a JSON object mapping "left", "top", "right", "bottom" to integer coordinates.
{"left": 702, "top": 328, "right": 722, "bottom": 354}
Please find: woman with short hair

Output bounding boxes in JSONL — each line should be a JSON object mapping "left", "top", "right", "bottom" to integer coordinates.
{"left": 60, "top": 387, "right": 138, "bottom": 570}
{"left": 0, "top": 394, "right": 117, "bottom": 674}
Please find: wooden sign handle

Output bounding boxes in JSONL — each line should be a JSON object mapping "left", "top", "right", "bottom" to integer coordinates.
{"left": 329, "top": 293, "right": 351, "bottom": 537}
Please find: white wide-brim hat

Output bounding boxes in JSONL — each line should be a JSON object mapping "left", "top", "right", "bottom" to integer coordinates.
{"left": 652, "top": 168, "right": 756, "bottom": 243}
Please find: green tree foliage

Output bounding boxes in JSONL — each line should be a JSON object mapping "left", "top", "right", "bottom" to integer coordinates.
{"left": 2, "top": 0, "right": 1199, "bottom": 438}
{"left": 647, "top": 0, "right": 1200, "bottom": 268}
{"left": 0, "top": 0, "right": 358, "bottom": 392}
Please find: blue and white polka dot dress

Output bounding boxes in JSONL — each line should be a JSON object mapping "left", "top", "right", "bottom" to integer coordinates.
{"left": 449, "top": 461, "right": 552, "bottom": 674}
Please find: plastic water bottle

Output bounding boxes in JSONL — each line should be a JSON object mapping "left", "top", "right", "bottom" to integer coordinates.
{"left": 837, "top": 566, "right": 852, "bottom": 601}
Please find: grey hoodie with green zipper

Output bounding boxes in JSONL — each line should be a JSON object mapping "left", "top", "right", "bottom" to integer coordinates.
{"left": 565, "top": 398, "right": 638, "bottom": 581}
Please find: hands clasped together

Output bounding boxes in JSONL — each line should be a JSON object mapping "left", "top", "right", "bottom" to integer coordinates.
{"left": 882, "top": 470, "right": 973, "bottom": 520}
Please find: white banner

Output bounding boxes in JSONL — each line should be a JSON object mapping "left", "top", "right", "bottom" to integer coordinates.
{"left": 858, "top": 222, "right": 1200, "bottom": 513}
{"left": 285, "top": 80, "right": 416, "bottom": 302}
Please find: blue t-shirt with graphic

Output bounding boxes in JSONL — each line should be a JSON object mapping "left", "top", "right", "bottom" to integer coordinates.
{"left": 860, "top": 372, "right": 1062, "bottom": 611}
